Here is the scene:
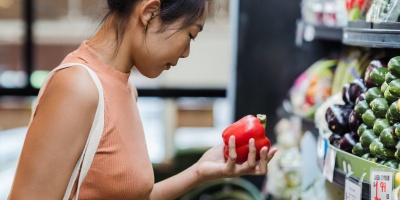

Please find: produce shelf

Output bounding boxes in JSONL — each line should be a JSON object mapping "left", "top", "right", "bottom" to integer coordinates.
{"left": 326, "top": 144, "right": 400, "bottom": 199}
{"left": 343, "top": 21, "right": 400, "bottom": 48}
{"left": 296, "top": 20, "right": 343, "bottom": 45}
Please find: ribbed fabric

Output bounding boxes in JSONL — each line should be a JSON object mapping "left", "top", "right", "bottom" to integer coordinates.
{"left": 54, "top": 41, "right": 154, "bottom": 199}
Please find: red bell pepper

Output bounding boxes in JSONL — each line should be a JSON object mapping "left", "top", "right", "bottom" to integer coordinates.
{"left": 222, "top": 114, "right": 271, "bottom": 164}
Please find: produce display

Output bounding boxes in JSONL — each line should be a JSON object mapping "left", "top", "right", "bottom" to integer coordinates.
{"left": 222, "top": 114, "right": 271, "bottom": 164}
{"left": 326, "top": 56, "right": 400, "bottom": 169}
{"left": 290, "top": 58, "right": 337, "bottom": 119}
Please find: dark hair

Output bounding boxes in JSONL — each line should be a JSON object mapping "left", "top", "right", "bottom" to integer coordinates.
{"left": 105, "top": 0, "right": 209, "bottom": 50}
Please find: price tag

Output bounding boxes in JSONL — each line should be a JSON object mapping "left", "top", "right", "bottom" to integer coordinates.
{"left": 323, "top": 146, "right": 336, "bottom": 182}
{"left": 345, "top": 178, "right": 362, "bottom": 200}
{"left": 370, "top": 168, "right": 394, "bottom": 200}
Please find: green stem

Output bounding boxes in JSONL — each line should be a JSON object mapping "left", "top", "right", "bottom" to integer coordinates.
{"left": 256, "top": 114, "right": 267, "bottom": 129}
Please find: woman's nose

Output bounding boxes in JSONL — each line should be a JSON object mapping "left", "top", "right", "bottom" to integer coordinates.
{"left": 180, "top": 44, "right": 190, "bottom": 58}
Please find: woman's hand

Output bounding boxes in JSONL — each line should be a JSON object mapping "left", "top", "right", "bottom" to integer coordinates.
{"left": 194, "top": 136, "right": 278, "bottom": 183}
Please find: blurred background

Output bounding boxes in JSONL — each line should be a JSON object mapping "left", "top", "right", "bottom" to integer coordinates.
{"left": 4, "top": 0, "right": 400, "bottom": 199}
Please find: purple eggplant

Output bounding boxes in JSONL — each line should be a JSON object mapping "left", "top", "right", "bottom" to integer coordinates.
{"left": 348, "top": 79, "right": 367, "bottom": 104}
{"left": 329, "top": 133, "right": 342, "bottom": 147}
{"left": 325, "top": 104, "right": 353, "bottom": 135}
{"left": 342, "top": 83, "right": 351, "bottom": 104}
{"left": 339, "top": 132, "right": 358, "bottom": 153}
{"left": 355, "top": 93, "right": 366, "bottom": 105}
{"left": 349, "top": 110, "right": 362, "bottom": 133}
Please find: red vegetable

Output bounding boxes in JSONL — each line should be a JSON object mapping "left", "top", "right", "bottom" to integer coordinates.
{"left": 222, "top": 114, "right": 271, "bottom": 164}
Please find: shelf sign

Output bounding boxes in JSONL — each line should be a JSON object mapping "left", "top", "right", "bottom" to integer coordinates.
{"left": 370, "top": 168, "right": 394, "bottom": 200}
{"left": 323, "top": 146, "right": 336, "bottom": 182}
{"left": 345, "top": 177, "right": 362, "bottom": 200}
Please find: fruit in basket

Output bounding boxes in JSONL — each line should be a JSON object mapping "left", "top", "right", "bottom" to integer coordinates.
{"left": 387, "top": 101, "right": 400, "bottom": 125}
{"left": 352, "top": 142, "right": 369, "bottom": 156}
{"left": 354, "top": 100, "right": 369, "bottom": 117}
{"left": 222, "top": 114, "right": 271, "bottom": 164}
{"left": 362, "top": 109, "right": 377, "bottom": 127}
{"left": 386, "top": 72, "right": 398, "bottom": 84}
{"left": 384, "top": 159, "right": 399, "bottom": 169}
{"left": 370, "top": 67, "right": 389, "bottom": 87}
{"left": 326, "top": 104, "right": 353, "bottom": 135}
{"left": 339, "top": 132, "right": 359, "bottom": 153}
{"left": 373, "top": 118, "right": 390, "bottom": 136}
{"left": 384, "top": 87, "right": 399, "bottom": 104}
{"left": 394, "top": 123, "right": 400, "bottom": 138}
{"left": 389, "top": 79, "right": 400, "bottom": 97}
{"left": 360, "top": 129, "right": 377, "bottom": 148}
{"left": 349, "top": 110, "right": 362, "bottom": 133}
{"left": 365, "top": 87, "right": 384, "bottom": 103}
{"left": 357, "top": 123, "right": 368, "bottom": 136}
{"left": 379, "top": 127, "right": 398, "bottom": 148}
{"left": 369, "top": 98, "right": 389, "bottom": 118}
{"left": 364, "top": 60, "right": 388, "bottom": 88}
{"left": 388, "top": 56, "right": 400, "bottom": 77}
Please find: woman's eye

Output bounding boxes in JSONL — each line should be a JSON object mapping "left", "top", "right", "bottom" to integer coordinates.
{"left": 189, "top": 33, "right": 195, "bottom": 41}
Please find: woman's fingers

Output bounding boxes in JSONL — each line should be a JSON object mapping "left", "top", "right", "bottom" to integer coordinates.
{"left": 226, "top": 136, "right": 237, "bottom": 171}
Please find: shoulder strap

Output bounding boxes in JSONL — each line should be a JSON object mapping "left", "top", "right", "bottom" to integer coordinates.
{"left": 33, "top": 63, "right": 105, "bottom": 200}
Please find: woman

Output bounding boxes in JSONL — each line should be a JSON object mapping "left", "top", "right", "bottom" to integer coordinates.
{"left": 8, "top": 0, "right": 278, "bottom": 199}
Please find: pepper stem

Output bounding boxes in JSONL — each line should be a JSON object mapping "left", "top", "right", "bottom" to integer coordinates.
{"left": 256, "top": 114, "right": 267, "bottom": 129}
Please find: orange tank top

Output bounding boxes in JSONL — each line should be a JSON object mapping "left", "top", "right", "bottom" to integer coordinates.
{"left": 56, "top": 41, "right": 154, "bottom": 199}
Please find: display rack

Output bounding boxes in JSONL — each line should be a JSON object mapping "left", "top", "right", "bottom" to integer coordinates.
{"left": 296, "top": 20, "right": 343, "bottom": 46}
{"left": 343, "top": 21, "right": 400, "bottom": 48}
{"left": 293, "top": 18, "right": 400, "bottom": 198}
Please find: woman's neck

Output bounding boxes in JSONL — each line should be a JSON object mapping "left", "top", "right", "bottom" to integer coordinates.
{"left": 86, "top": 20, "right": 134, "bottom": 73}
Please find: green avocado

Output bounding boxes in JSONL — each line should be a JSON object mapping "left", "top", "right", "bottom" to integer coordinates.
{"left": 365, "top": 87, "right": 384, "bottom": 103}
{"left": 371, "top": 67, "right": 389, "bottom": 87}
{"left": 379, "top": 127, "right": 398, "bottom": 148}
{"left": 369, "top": 98, "right": 389, "bottom": 118}
{"left": 373, "top": 118, "right": 390, "bottom": 136}
{"left": 388, "top": 56, "right": 400, "bottom": 77}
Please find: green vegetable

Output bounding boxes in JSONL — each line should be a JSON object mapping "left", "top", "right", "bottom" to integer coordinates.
{"left": 362, "top": 109, "right": 377, "bottom": 128}
{"left": 357, "top": 123, "right": 368, "bottom": 136}
{"left": 360, "top": 129, "right": 377, "bottom": 148}
{"left": 384, "top": 87, "right": 399, "bottom": 104}
{"left": 365, "top": 87, "right": 384, "bottom": 103}
{"left": 381, "top": 82, "right": 389, "bottom": 93}
{"left": 389, "top": 79, "right": 400, "bottom": 97}
{"left": 371, "top": 67, "right": 389, "bottom": 87}
{"left": 387, "top": 101, "right": 400, "bottom": 122}
{"left": 379, "top": 127, "right": 398, "bottom": 148}
{"left": 354, "top": 100, "right": 369, "bottom": 117}
{"left": 384, "top": 159, "right": 399, "bottom": 169}
{"left": 388, "top": 56, "right": 400, "bottom": 77}
{"left": 386, "top": 72, "right": 398, "bottom": 83}
{"left": 373, "top": 118, "right": 390, "bottom": 136}
{"left": 393, "top": 123, "right": 400, "bottom": 138}
{"left": 370, "top": 138, "right": 380, "bottom": 157}
{"left": 352, "top": 142, "right": 368, "bottom": 156}
{"left": 378, "top": 159, "right": 387, "bottom": 165}
{"left": 395, "top": 148, "right": 400, "bottom": 160}
{"left": 374, "top": 139, "right": 396, "bottom": 160}
{"left": 369, "top": 98, "right": 389, "bottom": 118}
{"left": 361, "top": 152, "right": 378, "bottom": 162}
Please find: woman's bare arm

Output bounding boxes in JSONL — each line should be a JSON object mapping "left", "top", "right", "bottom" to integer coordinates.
{"left": 8, "top": 67, "right": 98, "bottom": 200}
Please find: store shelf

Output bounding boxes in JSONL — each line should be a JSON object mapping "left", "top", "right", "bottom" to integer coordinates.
{"left": 296, "top": 20, "right": 343, "bottom": 45}
{"left": 343, "top": 21, "right": 400, "bottom": 48}
{"left": 326, "top": 144, "right": 400, "bottom": 200}
{"left": 333, "top": 168, "right": 370, "bottom": 200}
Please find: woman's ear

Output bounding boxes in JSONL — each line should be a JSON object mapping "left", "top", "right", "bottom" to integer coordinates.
{"left": 139, "top": 0, "right": 161, "bottom": 27}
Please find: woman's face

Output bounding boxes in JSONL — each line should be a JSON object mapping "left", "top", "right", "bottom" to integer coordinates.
{"left": 132, "top": 12, "right": 207, "bottom": 78}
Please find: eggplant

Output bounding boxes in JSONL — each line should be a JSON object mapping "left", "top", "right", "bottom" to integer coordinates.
{"left": 342, "top": 83, "right": 351, "bottom": 105}
{"left": 355, "top": 93, "right": 366, "bottom": 105}
{"left": 329, "top": 133, "right": 342, "bottom": 146}
{"left": 349, "top": 110, "right": 362, "bottom": 133}
{"left": 339, "top": 132, "right": 358, "bottom": 153}
{"left": 326, "top": 104, "right": 353, "bottom": 135}
{"left": 347, "top": 79, "right": 368, "bottom": 104}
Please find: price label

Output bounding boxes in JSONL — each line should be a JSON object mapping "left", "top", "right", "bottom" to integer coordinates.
{"left": 370, "top": 168, "right": 393, "bottom": 200}
{"left": 323, "top": 146, "right": 336, "bottom": 182}
{"left": 345, "top": 177, "right": 362, "bottom": 200}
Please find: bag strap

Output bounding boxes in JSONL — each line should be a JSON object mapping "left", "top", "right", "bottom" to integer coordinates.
{"left": 31, "top": 63, "right": 104, "bottom": 200}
